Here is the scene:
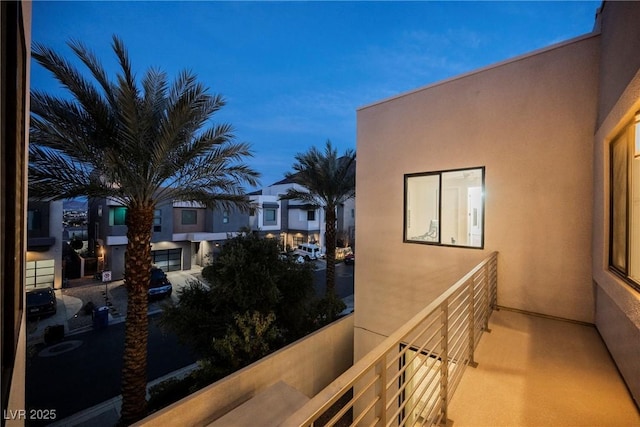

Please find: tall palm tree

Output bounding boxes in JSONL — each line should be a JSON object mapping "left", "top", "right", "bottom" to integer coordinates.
{"left": 29, "top": 36, "right": 259, "bottom": 424}
{"left": 281, "top": 140, "right": 355, "bottom": 302}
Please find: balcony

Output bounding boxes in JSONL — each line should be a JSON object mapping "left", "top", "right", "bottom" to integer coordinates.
{"left": 137, "top": 252, "right": 638, "bottom": 426}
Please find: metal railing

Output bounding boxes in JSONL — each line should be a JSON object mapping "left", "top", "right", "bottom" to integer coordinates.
{"left": 282, "top": 252, "right": 498, "bottom": 427}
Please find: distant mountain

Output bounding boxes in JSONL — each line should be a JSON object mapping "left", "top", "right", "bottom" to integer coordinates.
{"left": 63, "top": 199, "right": 87, "bottom": 211}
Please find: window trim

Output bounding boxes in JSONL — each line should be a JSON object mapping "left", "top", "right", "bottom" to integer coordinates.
{"left": 403, "top": 166, "right": 485, "bottom": 249}
{"left": 608, "top": 117, "right": 640, "bottom": 292}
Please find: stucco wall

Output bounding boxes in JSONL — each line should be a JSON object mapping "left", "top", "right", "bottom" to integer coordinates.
{"left": 592, "top": 1, "right": 640, "bottom": 406}
{"left": 137, "top": 314, "right": 354, "bottom": 427}
{"left": 355, "top": 35, "right": 599, "bottom": 359}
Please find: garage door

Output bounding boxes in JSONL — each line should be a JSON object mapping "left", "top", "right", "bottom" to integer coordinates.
{"left": 151, "top": 248, "right": 182, "bottom": 272}
{"left": 26, "top": 259, "right": 55, "bottom": 289}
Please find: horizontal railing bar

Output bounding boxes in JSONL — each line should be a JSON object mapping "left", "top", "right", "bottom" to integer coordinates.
{"left": 386, "top": 313, "right": 442, "bottom": 371}
{"left": 388, "top": 351, "right": 442, "bottom": 418}
{"left": 349, "top": 395, "right": 380, "bottom": 427}
{"left": 386, "top": 332, "right": 444, "bottom": 392}
{"left": 282, "top": 252, "right": 498, "bottom": 427}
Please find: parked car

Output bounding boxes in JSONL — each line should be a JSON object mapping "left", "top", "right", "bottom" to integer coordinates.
{"left": 293, "top": 243, "right": 323, "bottom": 261}
{"left": 344, "top": 253, "right": 355, "bottom": 265}
{"left": 26, "top": 287, "right": 57, "bottom": 319}
{"left": 148, "top": 267, "right": 172, "bottom": 299}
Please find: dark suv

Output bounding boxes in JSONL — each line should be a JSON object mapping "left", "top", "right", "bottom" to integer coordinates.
{"left": 27, "top": 287, "right": 57, "bottom": 319}
{"left": 148, "top": 267, "right": 173, "bottom": 299}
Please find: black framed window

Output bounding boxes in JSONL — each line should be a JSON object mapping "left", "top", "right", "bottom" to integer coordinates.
{"left": 307, "top": 210, "right": 315, "bottom": 221}
{"left": 609, "top": 115, "right": 640, "bottom": 291}
{"left": 153, "top": 209, "right": 161, "bottom": 232}
{"left": 264, "top": 208, "right": 277, "bottom": 225}
{"left": 109, "top": 206, "right": 127, "bottom": 226}
{"left": 181, "top": 209, "right": 197, "bottom": 225}
{"left": 404, "top": 167, "right": 485, "bottom": 248}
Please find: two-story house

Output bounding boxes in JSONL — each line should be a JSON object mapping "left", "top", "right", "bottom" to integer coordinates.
{"left": 88, "top": 198, "right": 250, "bottom": 279}
{"left": 249, "top": 176, "right": 356, "bottom": 252}
{"left": 249, "top": 177, "right": 325, "bottom": 251}
{"left": 25, "top": 201, "right": 63, "bottom": 290}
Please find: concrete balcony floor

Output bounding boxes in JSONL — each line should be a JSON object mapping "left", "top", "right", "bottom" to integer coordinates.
{"left": 448, "top": 309, "right": 639, "bottom": 427}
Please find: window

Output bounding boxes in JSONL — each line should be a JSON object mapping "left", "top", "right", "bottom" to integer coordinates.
{"left": 181, "top": 209, "right": 197, "bottom": 225}
{"left": 28, "top": 209, "right": 41, "bottom": 231}
{"left": 223, "top": 210, "right": 229, "bottom": 224}
{"left": 404, "top": 167, "right": 484, "bottom": 248}
{"left": 609, "top": 115, "right": 640, "bottom": 290}
{"left": 109, "top": 207, "right": 127, "bottom": 226}
{"left": 153, "top": 209, "right": 161, "bottom": 232}
{"left": 307, "top": 210, "right": 316, "bottom": 221}
{"left": 264, "top": 208, "right": 277, "bottom": 225}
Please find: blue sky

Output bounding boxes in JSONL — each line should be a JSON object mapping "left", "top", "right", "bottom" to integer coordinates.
{"left": 32, "top": 1, "right": 600, "bottom": 188}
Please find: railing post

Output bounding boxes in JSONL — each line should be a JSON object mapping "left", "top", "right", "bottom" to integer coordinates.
{"left": 483, "top": 261, "right": 492, "bottom": 333}
{"left": 439, "top": 303, "right": 449, "bottom": 425}
{"left": 375, "top": 355, "right": 387, "bottom": 426}
{"left": 492, "top": 254, "right": 499, "bottom": 310}
{"left": 468, "top": 279, "right": 478, "bottom": 368}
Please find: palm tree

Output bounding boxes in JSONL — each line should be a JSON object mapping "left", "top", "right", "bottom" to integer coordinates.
{"left": 29, "top": 36, "right": 259, "bottom": 424}
{"left": 281, "top": 140, "right": 355, "bottom": 303}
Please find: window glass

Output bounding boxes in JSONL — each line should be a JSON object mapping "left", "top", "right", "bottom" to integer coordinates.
{"left": 610, "top": 118, "right": 640, "bottom": 289}
{"left": 307, "top": 210, "right": 316, "bottom": 221}
{"left": 405, "top": 167, "right": 484, "bottom": 248}
{"left": 28, "top": 209, "right": 41, "bottom": 231}
{"left": 264, "top": 208, "right": 277, "bottom": 225}
{"left": 223, "top": 210, "right": 229, "bottom": 224}
{"left": 109, "top": 207, "right": 127, "bottom": 226}
{"left": 181, "top": 209, "right": 197, "bottom": 225}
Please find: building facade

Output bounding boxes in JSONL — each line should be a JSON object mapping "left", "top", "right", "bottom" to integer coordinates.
{"left": 26, "top": 201, "right": 63, "bottom": 290}
{"left": 88, "top": 198, "right": 250, "bottom": 279}
{"left": 0, "top": 0, "right": 31, "bottom": 422}
{"left": 355, "top": 1, "right": 639, "bottom": 405}
{"left": 249, "top": 177, "right": 356, "bottom": 252}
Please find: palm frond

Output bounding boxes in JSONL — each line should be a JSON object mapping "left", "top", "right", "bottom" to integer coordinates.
{"left": 283, "top": 140, "right": 355, "bottom": 206}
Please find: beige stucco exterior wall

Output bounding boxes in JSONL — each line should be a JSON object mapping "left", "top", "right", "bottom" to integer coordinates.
{"left": 355, "top": 35, "right": 600, "bottom": 360}
{"left": 592, "top": 1, "right": 640, "bottom": 407}
{"left": 138, "top": 314, "right": 354, "bottom": 427}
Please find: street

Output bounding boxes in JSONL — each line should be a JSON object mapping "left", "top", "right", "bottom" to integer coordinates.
{"left": 312, "top": 261, "right": 354, "bottom": 299}
{"left": 25, "top": 314, "right": 197, "bottom": 425}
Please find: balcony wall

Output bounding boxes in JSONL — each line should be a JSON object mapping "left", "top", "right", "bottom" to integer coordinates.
{"left": 592, "top": 1, "right": 640, "bottom": 406}
{"left": 355, "top": 33, "right": 599, "bottom": 362}
{"left": 137, "top": 314, "right": 354, "bottom": 426}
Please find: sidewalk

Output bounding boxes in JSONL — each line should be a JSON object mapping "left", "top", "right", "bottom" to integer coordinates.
{"left": 27, "top": 277, "right": 127, "bottom": 345}
{"left": 27, "top": 267, "right": 205, "bottom": 345}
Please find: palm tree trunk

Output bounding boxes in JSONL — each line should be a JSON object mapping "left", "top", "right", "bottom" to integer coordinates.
{"left": 325, "top": 204, "right": 337, "bottom": 298}
{"left": 120, "top": 203, "right": 154, "bottom": 424}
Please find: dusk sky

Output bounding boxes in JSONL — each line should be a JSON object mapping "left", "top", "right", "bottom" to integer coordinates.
{"left": 32, "top": 1, "right": 600, "bottom": 189}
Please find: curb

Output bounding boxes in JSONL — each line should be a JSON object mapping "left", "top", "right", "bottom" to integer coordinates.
{"left": 49, "top": 362, "right": 201, "bottom": 427}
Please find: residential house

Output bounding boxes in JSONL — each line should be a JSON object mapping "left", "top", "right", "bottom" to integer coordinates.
{"left": 0, "top": 0, "right": 31, "bottom": 422}
{"left": 26, "top": 201, "right": 63, "bottom": 290}
{"left": 250, "top": 177, "right": 326, "bottom": 250}
{"left": 139, "top": 2, "right": 639, "bottom": 426}
{"left": 249, "top": 176, "right": 356, "bottom": 252}
{"left": 88, "top": 198, "right": 250, "bottom": 279}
